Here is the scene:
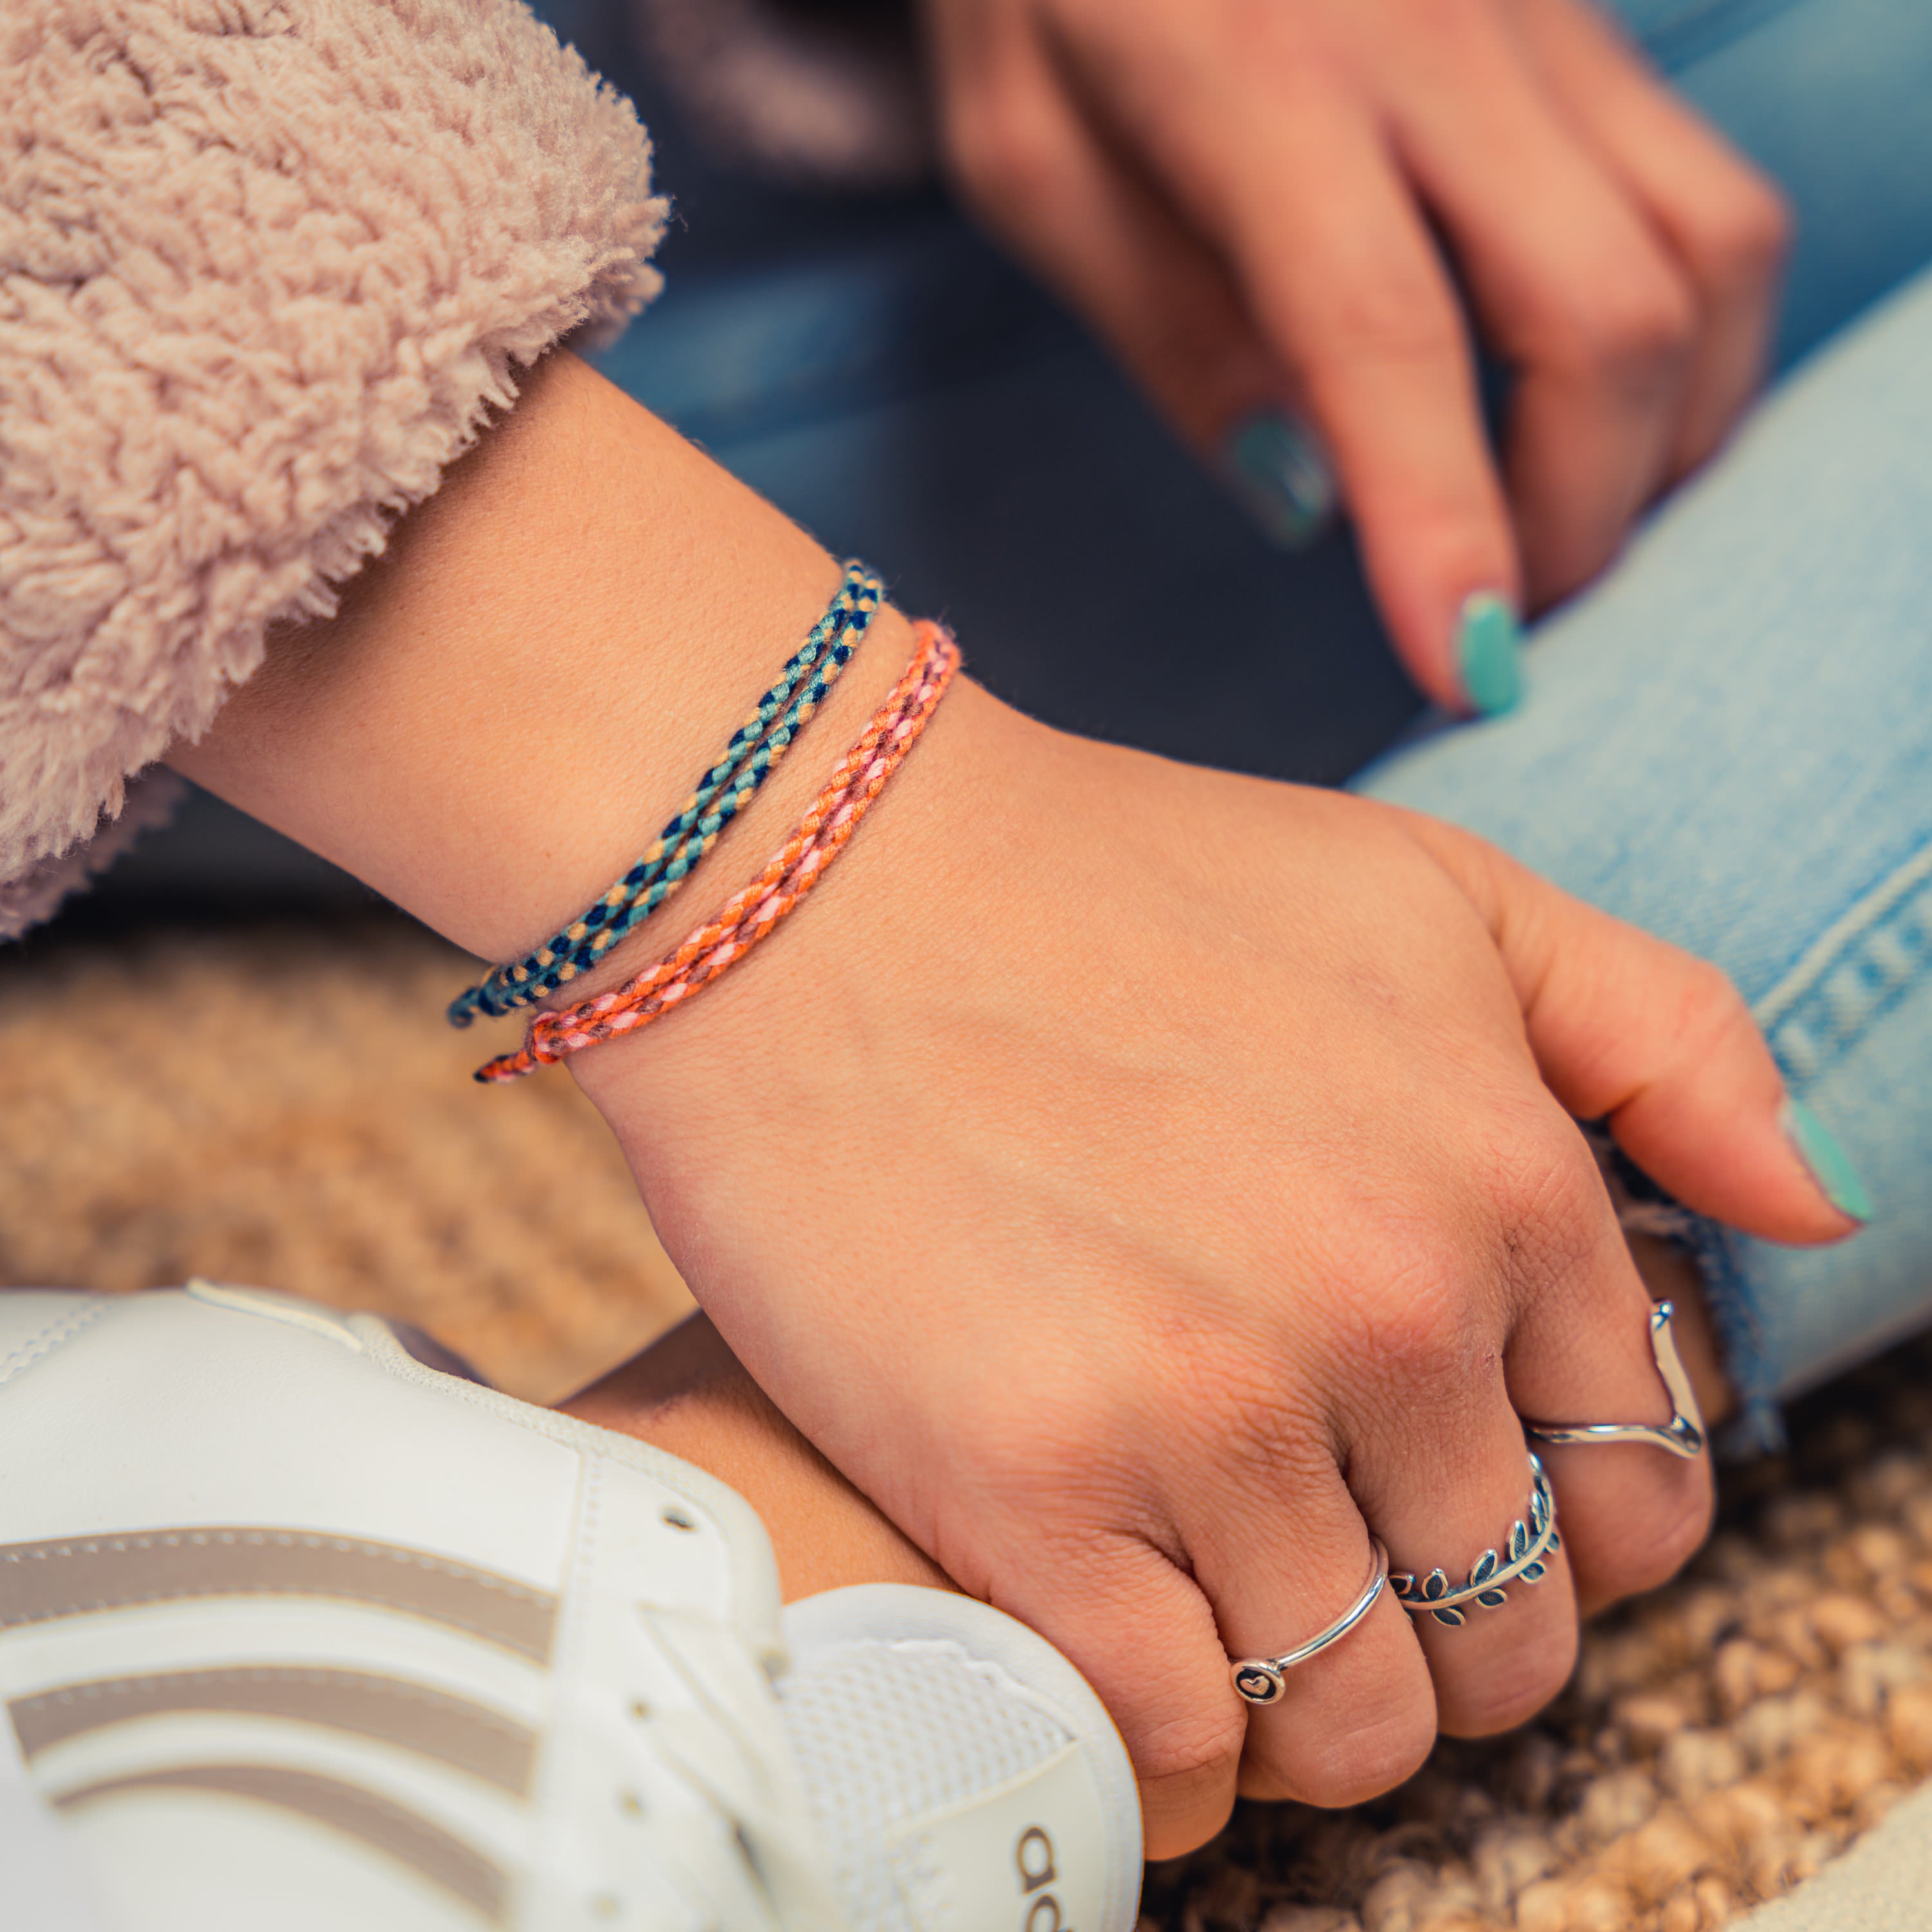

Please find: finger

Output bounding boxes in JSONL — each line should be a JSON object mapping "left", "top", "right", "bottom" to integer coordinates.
{"left": 1520, "top": 0, "right": 1791, "bottom": 479}
{"left": 1410, "top": 814, "right": 1867, "bottom": 1242}
{"left": 1007, "top": 1533, "right": 1245, "bottom": 1859}
{"left": 1386, "top": 7, "right": 1697, "bottom": 607}
{"left": 1331, "top": 1285, "right": 1580, "bottom": 1739}
{"left": 927, "top": 3, "right": 1288, "bottom": 475}
{"left": 1183, "top": 1451, "right": 1434, "bottom": 1806}
{"left": 1065, "top": 21, "right": 1518, "bottom": 711}
{"left": 1481, "top": 1106, "right": 1717, "bottom": 1615}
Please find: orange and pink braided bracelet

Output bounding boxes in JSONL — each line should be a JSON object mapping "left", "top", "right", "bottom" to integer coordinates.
{"left": 473, "top": 618, "right": 960, "bottom": 1083}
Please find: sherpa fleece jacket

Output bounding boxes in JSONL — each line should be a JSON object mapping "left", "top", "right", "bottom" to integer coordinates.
{"left": 0, "top": 0, "right": 667, "bottom": 938}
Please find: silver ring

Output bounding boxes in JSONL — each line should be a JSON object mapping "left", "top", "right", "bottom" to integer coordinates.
{"left": 1525, "top": 1301, "right": 1707, "bottom": 1462}
{"left": 1231, "top": 1539, "right": 1390, "bottom": 1704}
{"left": 1391, "top": 1455, "right": 1558, "bottom": 1627}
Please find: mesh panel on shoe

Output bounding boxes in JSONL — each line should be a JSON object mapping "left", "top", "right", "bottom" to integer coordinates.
{"left": 775, "top": 1637, "right": 1072, "bottom": 1932}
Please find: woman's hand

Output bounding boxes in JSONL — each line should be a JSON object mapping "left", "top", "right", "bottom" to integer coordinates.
{"left": 920, "top": 0, "right": 1790, "bottom": 708}
{"left": 173, "top": 355, "right": 1842, "bottom": 1859}
{"left": 573, "top": 672, "right": 1855, "bottom": 1857}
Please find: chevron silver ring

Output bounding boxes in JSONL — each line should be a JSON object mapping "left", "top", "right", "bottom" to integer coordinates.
{"left": 1231, "top": 1539, "right": 1390, "bottom": 1705}
{"left": 1390, "top": 1455, "right": 1559, "bottom": 1628}
{"left": 1524, "top": 1301, "right": 1707, "bottom": 1462}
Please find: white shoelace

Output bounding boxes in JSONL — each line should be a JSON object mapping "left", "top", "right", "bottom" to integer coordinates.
{"left": 639, "top": 1607, "right": 848, "bottom": 1932}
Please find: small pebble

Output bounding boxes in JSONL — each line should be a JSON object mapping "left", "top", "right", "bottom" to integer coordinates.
{"left": 1661, "top": 1728, "right": 1745, "bottom": 1800}
{"left": 1846, "top": 1524, "right": 1910, "bottom": 1577}
{"left": 1623, "top": 1814, "right": 1714, "bottom": 1904}
{"left": 1693, "top": 1875, "right": 1735, "bottom": 1927}
{"left": 1810, "top": 1592, "right": 1888, "bottom": 1654}
{"left": 1660, "top": 1895, "right": 1701, "bottom": 1932}
{"left": 1259, "top": 1909, "right": 1357, "bottom": 1932}
{"left": 1618, "top": 1692, "right": 1692, "bottom": 1750}
{"left": 1888, "top": 1682, "right": 1932, "bottom": 1769}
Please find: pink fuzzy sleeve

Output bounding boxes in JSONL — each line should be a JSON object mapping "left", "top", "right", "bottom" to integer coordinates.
{"left": 0, "top": 0, "right": 668, "bottom": 936}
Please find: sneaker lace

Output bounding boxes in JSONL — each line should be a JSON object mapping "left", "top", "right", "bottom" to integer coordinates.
{"left": 639, "top": 1605, "right": 848, "bottom": 1932}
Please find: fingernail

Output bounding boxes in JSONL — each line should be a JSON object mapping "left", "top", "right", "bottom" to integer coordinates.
{"left": 1223, "top": 411, "right": 1338, "bottom": 550}
{"left": 1455, "top": 591, "right": 1522, "bottom": 715}
{"left": 1781, "top": 1097, "right": 1873, "bottom": 1223}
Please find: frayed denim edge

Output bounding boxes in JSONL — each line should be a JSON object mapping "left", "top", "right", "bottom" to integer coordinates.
{"left": 1678, "top": 1219, "right": 1788, "bottom": 1458}
{"left": 1591, "top": 840, "right": 1932, "bottom": 1456}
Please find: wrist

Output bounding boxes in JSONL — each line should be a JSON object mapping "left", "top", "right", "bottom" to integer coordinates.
{"left": 168, "top": 352, "right": 910, "bottom": 967}
{"left": 562, "top": 667, "right": 1016, "bottom": 1175}
{"left": 516, "top": 598, "right": 938, "bottom": 1025}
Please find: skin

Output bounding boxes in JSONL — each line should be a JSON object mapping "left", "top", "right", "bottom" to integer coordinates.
{"left": 562, "top": 1309, "right": 961, "bottom": 1603}
{"left": 564, "top": 1239, "right": 1734, "bottom": 1611}
{"left": 920, "top": 0, "right": 1792, "bottom": 705}
{"left": 172, "top": 352, "right": 1848, "bottom": 1856}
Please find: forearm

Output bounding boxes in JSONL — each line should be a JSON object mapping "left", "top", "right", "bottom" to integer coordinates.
{"left": 169, "top": 351, "right": 922, "bottom": 968}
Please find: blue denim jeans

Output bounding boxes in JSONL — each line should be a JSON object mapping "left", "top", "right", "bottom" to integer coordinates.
{"left": 573, "top": 0, "right": 1932, "bottom": 784}
{"left": 1359, "top": 261, "right": 1932, "bottom": 1444}
{"left": 547, "top": 0, "right": 1932, "bottom": 1431}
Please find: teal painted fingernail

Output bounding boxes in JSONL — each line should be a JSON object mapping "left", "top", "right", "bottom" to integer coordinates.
{"left": 1223, "top": 412, "right": 1338, "bottom": 550}
{"left": 1455, "top": 591, "right": 1522, "bottom": 715}
{"left": 1781, "top": 1098, "right": 1874, "bottom": 1223}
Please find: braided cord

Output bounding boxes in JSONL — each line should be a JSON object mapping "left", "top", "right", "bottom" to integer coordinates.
{"left": 477, "top": 621, "right": 960, "bottom": 1083}
{"left": 448, "top": 561, "right": 884, "bottom": 1025}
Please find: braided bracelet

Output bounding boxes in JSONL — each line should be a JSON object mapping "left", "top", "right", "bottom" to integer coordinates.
{"left": 476, "top": 620, "right": 960, "bottom": 1083}
{"left": 447, "top": 560, "right": 883, "bottom": 1025}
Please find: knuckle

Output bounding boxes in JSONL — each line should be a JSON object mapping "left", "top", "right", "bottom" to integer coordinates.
{"left": 1596, "top": 1473, "right": 1716, "bottom": 1599}
{"left": 1136, "top": 1703, "right": 1247, "bottom": 1797}
{"left": 1209, "top": 1374, "right": 1337, "bottom": 1491}
{"left": 1439, "top": 1612, "right": 1580, "bottom": 1737}
{"left": 1348, "top": 1233, "right": 1486, "bottom": 1385}
{"left": 1334, "top": 1247, "right": 1510, "bottom": 1442}
{"left": 1247, "top": 1696, "right": 1436, "bottom": 1806}
{"left": 1543, "top": 264, "right": 1698, "bottom": 392}
{"left": 1592, "top": 276, "right": 1697, "bottom": 379}
{"left": 1734, "top": 174, "right": 1795, "bottom": 270}
{"left": 1489, "top": 1117, "right": 1615, "bottom": 1293}
{"left": 1682, "top": 171, "right": 1794, "bottom": 290}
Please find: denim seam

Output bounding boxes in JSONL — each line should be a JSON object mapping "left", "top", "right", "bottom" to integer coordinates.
{"left": 1753, "top": 836, "right": 1932, "bottom": 1089}
{"left": 1683, "top": 838, "right": 1932, "bottom": 1450}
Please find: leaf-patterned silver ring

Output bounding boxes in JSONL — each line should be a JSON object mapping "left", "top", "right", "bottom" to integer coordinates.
{"left": 1231, "top": 1539, "right": 1390, "bottom": 1705}
{"left": 1390, "top": 1455, "right": 1559, "bottom": 1629}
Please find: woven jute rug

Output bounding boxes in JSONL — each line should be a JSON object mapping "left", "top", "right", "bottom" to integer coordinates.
{"left": 0, "top": 918, "right": 691, "bottom": 1404}
{"left": 6, "top": 920, "right": 1930, "bottom": 1932}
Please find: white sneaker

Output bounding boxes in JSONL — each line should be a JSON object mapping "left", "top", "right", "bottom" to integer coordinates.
{"left": 0, "top": 1286, "right": 1142, "bottom": 1932}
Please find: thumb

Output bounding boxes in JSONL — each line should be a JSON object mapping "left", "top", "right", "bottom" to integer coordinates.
{"left": 1418, "top": 817, "right": 1867, "bottom": 1242}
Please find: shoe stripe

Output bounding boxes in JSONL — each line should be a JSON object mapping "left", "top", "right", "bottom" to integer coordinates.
{"left": 0, "top": 1530, "right": 557, "bottom": 1662}
{"left": 49, "top": 1762, "right": 509, "bottom": 1922}
{"left": 11, "top": 1667, "right": 537, "bottom": 1795}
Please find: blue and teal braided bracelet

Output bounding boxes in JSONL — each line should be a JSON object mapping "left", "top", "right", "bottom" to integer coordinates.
{"left": 447, "top": 560, "right": 883, "bottom": 1025}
